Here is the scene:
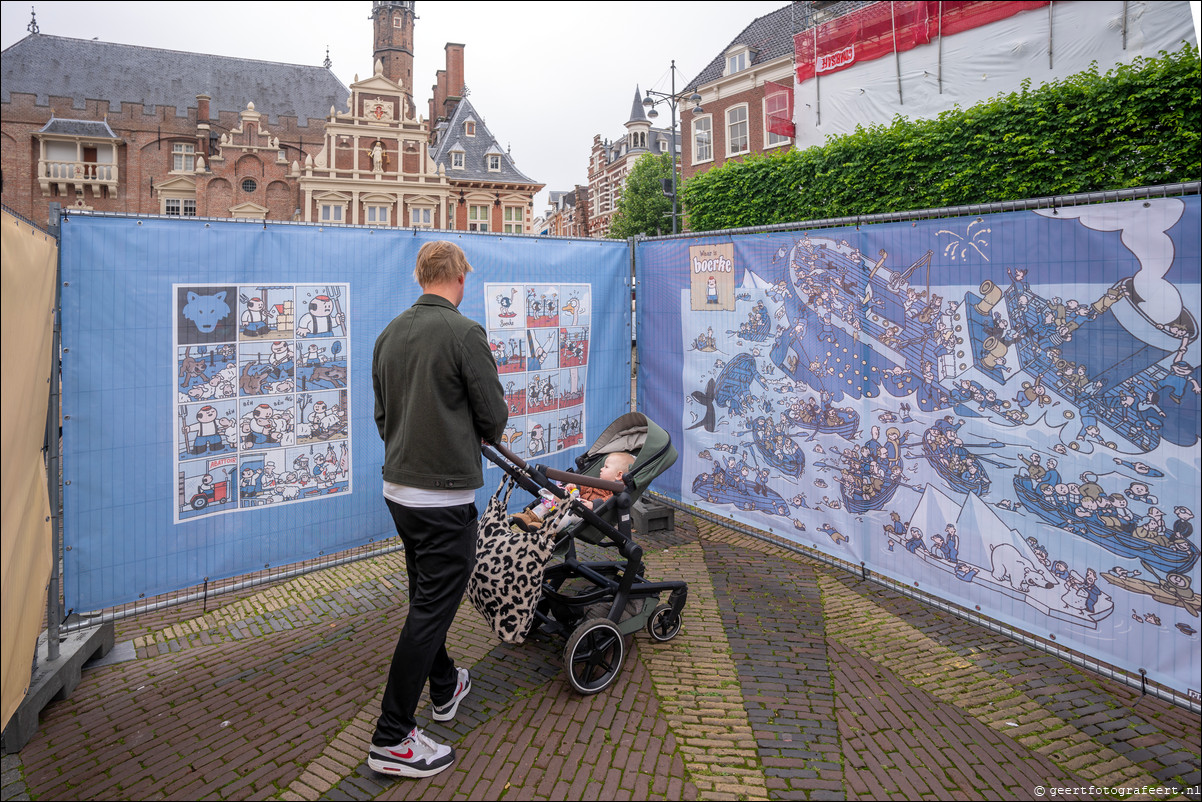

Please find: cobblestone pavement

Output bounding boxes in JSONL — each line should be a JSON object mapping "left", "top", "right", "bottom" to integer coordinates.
{"left": 3, "top": 515, "right": 1199, "bottom": 801}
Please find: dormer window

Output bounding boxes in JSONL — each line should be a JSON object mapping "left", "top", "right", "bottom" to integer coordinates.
{"left": 452, "top": 151, "right": 464, "bottom": 169}
{"left": 487, "top": 154, "right": 501, "bottom": 172}
{"left": 725, "top": 46, "right": 753, "bottom": 76}
{"left": 465, "top": 120, "right": 476, "bottom": 137}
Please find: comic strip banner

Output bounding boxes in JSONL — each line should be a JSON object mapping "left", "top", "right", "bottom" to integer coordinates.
{"left": 636, "top": 197, "right": 1201, "bottom": 699}
{"left": 60, "top": 215, "right": 631, "bottom": 612}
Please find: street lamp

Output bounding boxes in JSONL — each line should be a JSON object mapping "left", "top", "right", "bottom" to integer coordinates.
{"left": 642, "top": 60, "right": 703, "bottom": 234}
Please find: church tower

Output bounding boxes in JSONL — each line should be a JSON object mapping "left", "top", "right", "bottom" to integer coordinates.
{"left": 372, "top": 1, "right": 416, "bottom": 116}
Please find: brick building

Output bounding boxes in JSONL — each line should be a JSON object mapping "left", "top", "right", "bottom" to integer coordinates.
{"left": 0, "top": 1, "right": 541, "bottom": 230}
{"left": 538, "top": 185, "right": 590, "bottom": 238}
{"left": 681, "top": 2, "right": 811, "bottom": 185}
{"left": 584, "top": 88, "right": 677, "bottom": 238}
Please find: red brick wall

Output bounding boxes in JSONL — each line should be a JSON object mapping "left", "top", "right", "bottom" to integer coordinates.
{"left": 682, "top": 84, "right": 788, "bottom": 183}
{"left": 1, "top": 91, "right": 324, "bottom": 228}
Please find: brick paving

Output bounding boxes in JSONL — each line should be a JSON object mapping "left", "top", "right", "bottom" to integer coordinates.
{"left": 3, "top": 514, "right": 1199, "bottom": 801}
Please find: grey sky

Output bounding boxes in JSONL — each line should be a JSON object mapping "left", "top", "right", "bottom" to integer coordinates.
{"left": 5, "top": 1, "right": 1199, "bottom": 215}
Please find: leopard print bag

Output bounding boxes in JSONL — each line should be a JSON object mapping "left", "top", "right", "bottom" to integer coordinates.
{"left": 467, "top": 476, "right": 574, "bottom": 643}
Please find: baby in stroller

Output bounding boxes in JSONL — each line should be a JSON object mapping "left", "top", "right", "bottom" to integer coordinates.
{"left": 508, "top": 451, "right": 635, "bottom": 532}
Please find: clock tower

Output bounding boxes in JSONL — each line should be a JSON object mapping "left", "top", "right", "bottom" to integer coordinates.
{"left": 371, "top": 1, "right": 416, "bottom": 118}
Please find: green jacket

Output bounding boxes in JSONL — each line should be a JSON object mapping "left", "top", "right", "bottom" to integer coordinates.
{"left": 373, "top": 293, "right": 508, "bottom": 490}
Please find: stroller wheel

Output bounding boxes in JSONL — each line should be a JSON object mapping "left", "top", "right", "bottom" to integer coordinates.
{"left": 564, "top": 618, "right": 625, "bottom": 695}
{"left": 646, "top": 604, "right": 683, "bottom": 642}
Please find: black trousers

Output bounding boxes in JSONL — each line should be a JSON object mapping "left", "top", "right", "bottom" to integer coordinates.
{"left": 373, "top": 499, "right": 477, "bottom": 745}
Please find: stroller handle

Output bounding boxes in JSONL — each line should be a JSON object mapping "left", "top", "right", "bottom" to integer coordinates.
{"left": 484, "top": 440, "right": 626, "bottom": 495}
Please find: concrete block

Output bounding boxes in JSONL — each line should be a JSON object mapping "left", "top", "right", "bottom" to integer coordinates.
{"left": 633, "top": 497, "right": 674, "bottom": 533}
{"left": 1, "top": 623, "right": 114, "bottom": 752}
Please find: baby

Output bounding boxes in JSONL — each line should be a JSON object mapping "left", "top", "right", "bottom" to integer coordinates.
{"left": 511, "top": 451, "right": 635, "bottom": 532}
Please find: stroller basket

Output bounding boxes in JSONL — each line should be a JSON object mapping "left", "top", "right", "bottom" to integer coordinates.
{"left": 474, "top": 412, "right": 687, "bottom": 695}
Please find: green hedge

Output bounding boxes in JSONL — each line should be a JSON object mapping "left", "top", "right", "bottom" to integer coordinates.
{"left": 682, "top": 44, "right": 1201, "bottom": 232}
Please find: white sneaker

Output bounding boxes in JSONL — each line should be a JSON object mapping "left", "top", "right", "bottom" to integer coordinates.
{"left": 432, "top": 667, "right": 471, "bottom": 722}
{"left": 367, "top": 728, "right": 455, "bottom": 777}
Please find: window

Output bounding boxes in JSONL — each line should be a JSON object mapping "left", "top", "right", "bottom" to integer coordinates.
{"left": 764, "top": 93, "right": 791, "bottom": 147}
{"left": 692, "top": 115, "right": 713, "bottom": 163}
{"left": 241, "top": 178, "right": 257, "bottom": 193}
{"left": 468, "top": 204, "right": 489, "bottom": 231}
{"left": 393, "top": 14, "right": 403, "bottom": 27}
{"left": 410, "top": 207, "right": 433, "bottom": 228}
{"left": 172, "top": 143, "right": 195, "bottom": 172}
{"left": 165, "top": 199, "right": 196, "bottom": 216}
{"left": 727, "top": 52, "right": 747, "bottom": 75}
{"left": 465, "top": 120, "right": 476, "bottom": 137}
{"left": 366, "top": 204, "right": 390, "bottom": 225}
{"left": 726, "top": 105, "right": 749, "bottom": 156}
{"left": 487, "top": 154, "right": 501, "bottom": 172}
{"left": 503, "top": 206, "right": 523, "bottom": 233}
{"left": 320, "top": 204, "right": 344, "bottom": 223}
{"left": 451, "top": 151, "right": 464, "bottom": 169}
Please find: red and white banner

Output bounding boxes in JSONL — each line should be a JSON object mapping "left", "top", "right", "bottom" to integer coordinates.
{"left": 795, "top": 0, "right": 1049, "bottom": 82}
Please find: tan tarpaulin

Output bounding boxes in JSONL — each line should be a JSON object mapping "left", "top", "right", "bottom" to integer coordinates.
{"left": 1, "top": 209, "right": 57, "bottom": 731}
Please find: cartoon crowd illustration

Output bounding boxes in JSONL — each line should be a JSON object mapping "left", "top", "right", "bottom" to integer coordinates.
{"left": 486, "top": 283, "right": 591, "bottom": 458}
{"left": 672, "top": 198, "right": 1199, "bottom": 678}
{"left": 175, "top": 284, "right": 351, "bottom": 520}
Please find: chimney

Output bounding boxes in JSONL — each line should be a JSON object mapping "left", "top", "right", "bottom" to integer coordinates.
{"left": 434, "top": 69, "right": 448, "bottom": 121}
{"left": 445, "top": 43, "right": 465, "bottom": 113}
{"left": 196, "top": 94, "right": 212, "bottom": 157}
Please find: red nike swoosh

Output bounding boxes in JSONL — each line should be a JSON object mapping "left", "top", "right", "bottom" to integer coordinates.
{"left": 389, "top": 748, "right": 414, "bottom": 759}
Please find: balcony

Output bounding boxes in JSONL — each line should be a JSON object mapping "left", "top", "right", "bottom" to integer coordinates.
{"left": 38, "top": 159, "right": 120, "bottom": 198}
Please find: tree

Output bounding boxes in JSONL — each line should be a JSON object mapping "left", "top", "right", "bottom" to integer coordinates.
{"left": 607, "top": 152, "right": 677, "bottom": 238}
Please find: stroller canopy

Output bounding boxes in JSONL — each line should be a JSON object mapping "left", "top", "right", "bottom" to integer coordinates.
{"left": 577, "top": 411, "right": 677, "bottom": 498}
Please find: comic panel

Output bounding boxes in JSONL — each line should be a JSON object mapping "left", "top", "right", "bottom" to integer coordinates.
{"left": 177, "top": 454, "right": 239, "bottom": 520}
{"left": 491, "top": 331, "right": 527, "bottom": 375}
{"left": 526, "top": 370, "right": 560, "bottom": 415}
{"left": 296, "top": 389, "right": 349, "bottom": 445}
{"left": 486, "top": 285, "right": 523, "bottom": 329}
{"left": 559, "top": 365, "right": 585, "bottom": 408}
{"left": 501, "top": 374, "right": 527, "bottom": 417}
{"left": 177, "top": 285, "right": 237, "bottom": 345}
{"left": 177, "top": 343, "right": 238, "bottom": 402}
{"left": 295, "top": 285, "right": 348, "bottom": 340}
{"left": 524, "top": 285, "right": 560, "bottom": 328}
{"left": 295, "top": 339, "right": 348, "bottom": 391}
{"left": 499, "top": 416, "right": 527, "bottom": 459}
{"left": 559, "top": 326, "right": 589, "bottom": 367}
{"left": 177, "top": 398, "right": 239, "bottom": 462}
{"left": 555, "top": 407, "right": 585, "bottom": 451}
{"left": 286, "top": 441, "right": 351, "bottom": 499}
{"left": 526, "top": 327, "right": 559, "bottom": 372}
{"left": 560, "top": 285, "right": 591, "bottom": 328}
{"left": 525, "top": 412, "right": 558, "bottom": 461}
{"left": 237, "top": 285, "right": 295, "bottom": 341}
{"left": 239, "top": 339, "right": 295, "bottom": 396}
{"left": 238, "top": 394, "right": 295, "bottom": 450}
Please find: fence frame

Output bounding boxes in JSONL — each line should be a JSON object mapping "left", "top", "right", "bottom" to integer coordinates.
{"left": 43, "top": 182, "right": 1202, "bottom": 715}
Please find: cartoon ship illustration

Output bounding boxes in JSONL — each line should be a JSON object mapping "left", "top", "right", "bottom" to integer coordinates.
{"left": 1012, "top": 476, "right": 1200, "bottom": 576}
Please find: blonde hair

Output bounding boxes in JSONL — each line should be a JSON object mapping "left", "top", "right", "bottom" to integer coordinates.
{"left": 605, "top": 451, "right": 636, "bottom": 473}
{"left": 414, "top": 240, "right": 472, "bottom": 288}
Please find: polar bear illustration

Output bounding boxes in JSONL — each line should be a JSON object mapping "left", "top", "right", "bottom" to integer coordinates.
{"left": 989, "top": 543, "right": 1054, "bottom": 592}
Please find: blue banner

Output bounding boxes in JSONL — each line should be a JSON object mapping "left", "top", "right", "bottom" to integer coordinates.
{"left": 637, "top": 197, "right": 1201, "bottom": 699}
{"left": 60, "top": 215, "right": 631, "bottom": 612}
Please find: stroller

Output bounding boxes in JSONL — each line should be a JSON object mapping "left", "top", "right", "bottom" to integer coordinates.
{"left": 477, "top": 412, "right": 687, "bottom": 695}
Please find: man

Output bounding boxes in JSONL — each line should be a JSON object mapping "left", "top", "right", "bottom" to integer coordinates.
{"left": 369, "top": 241, "right": 508, "bottom": 778}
